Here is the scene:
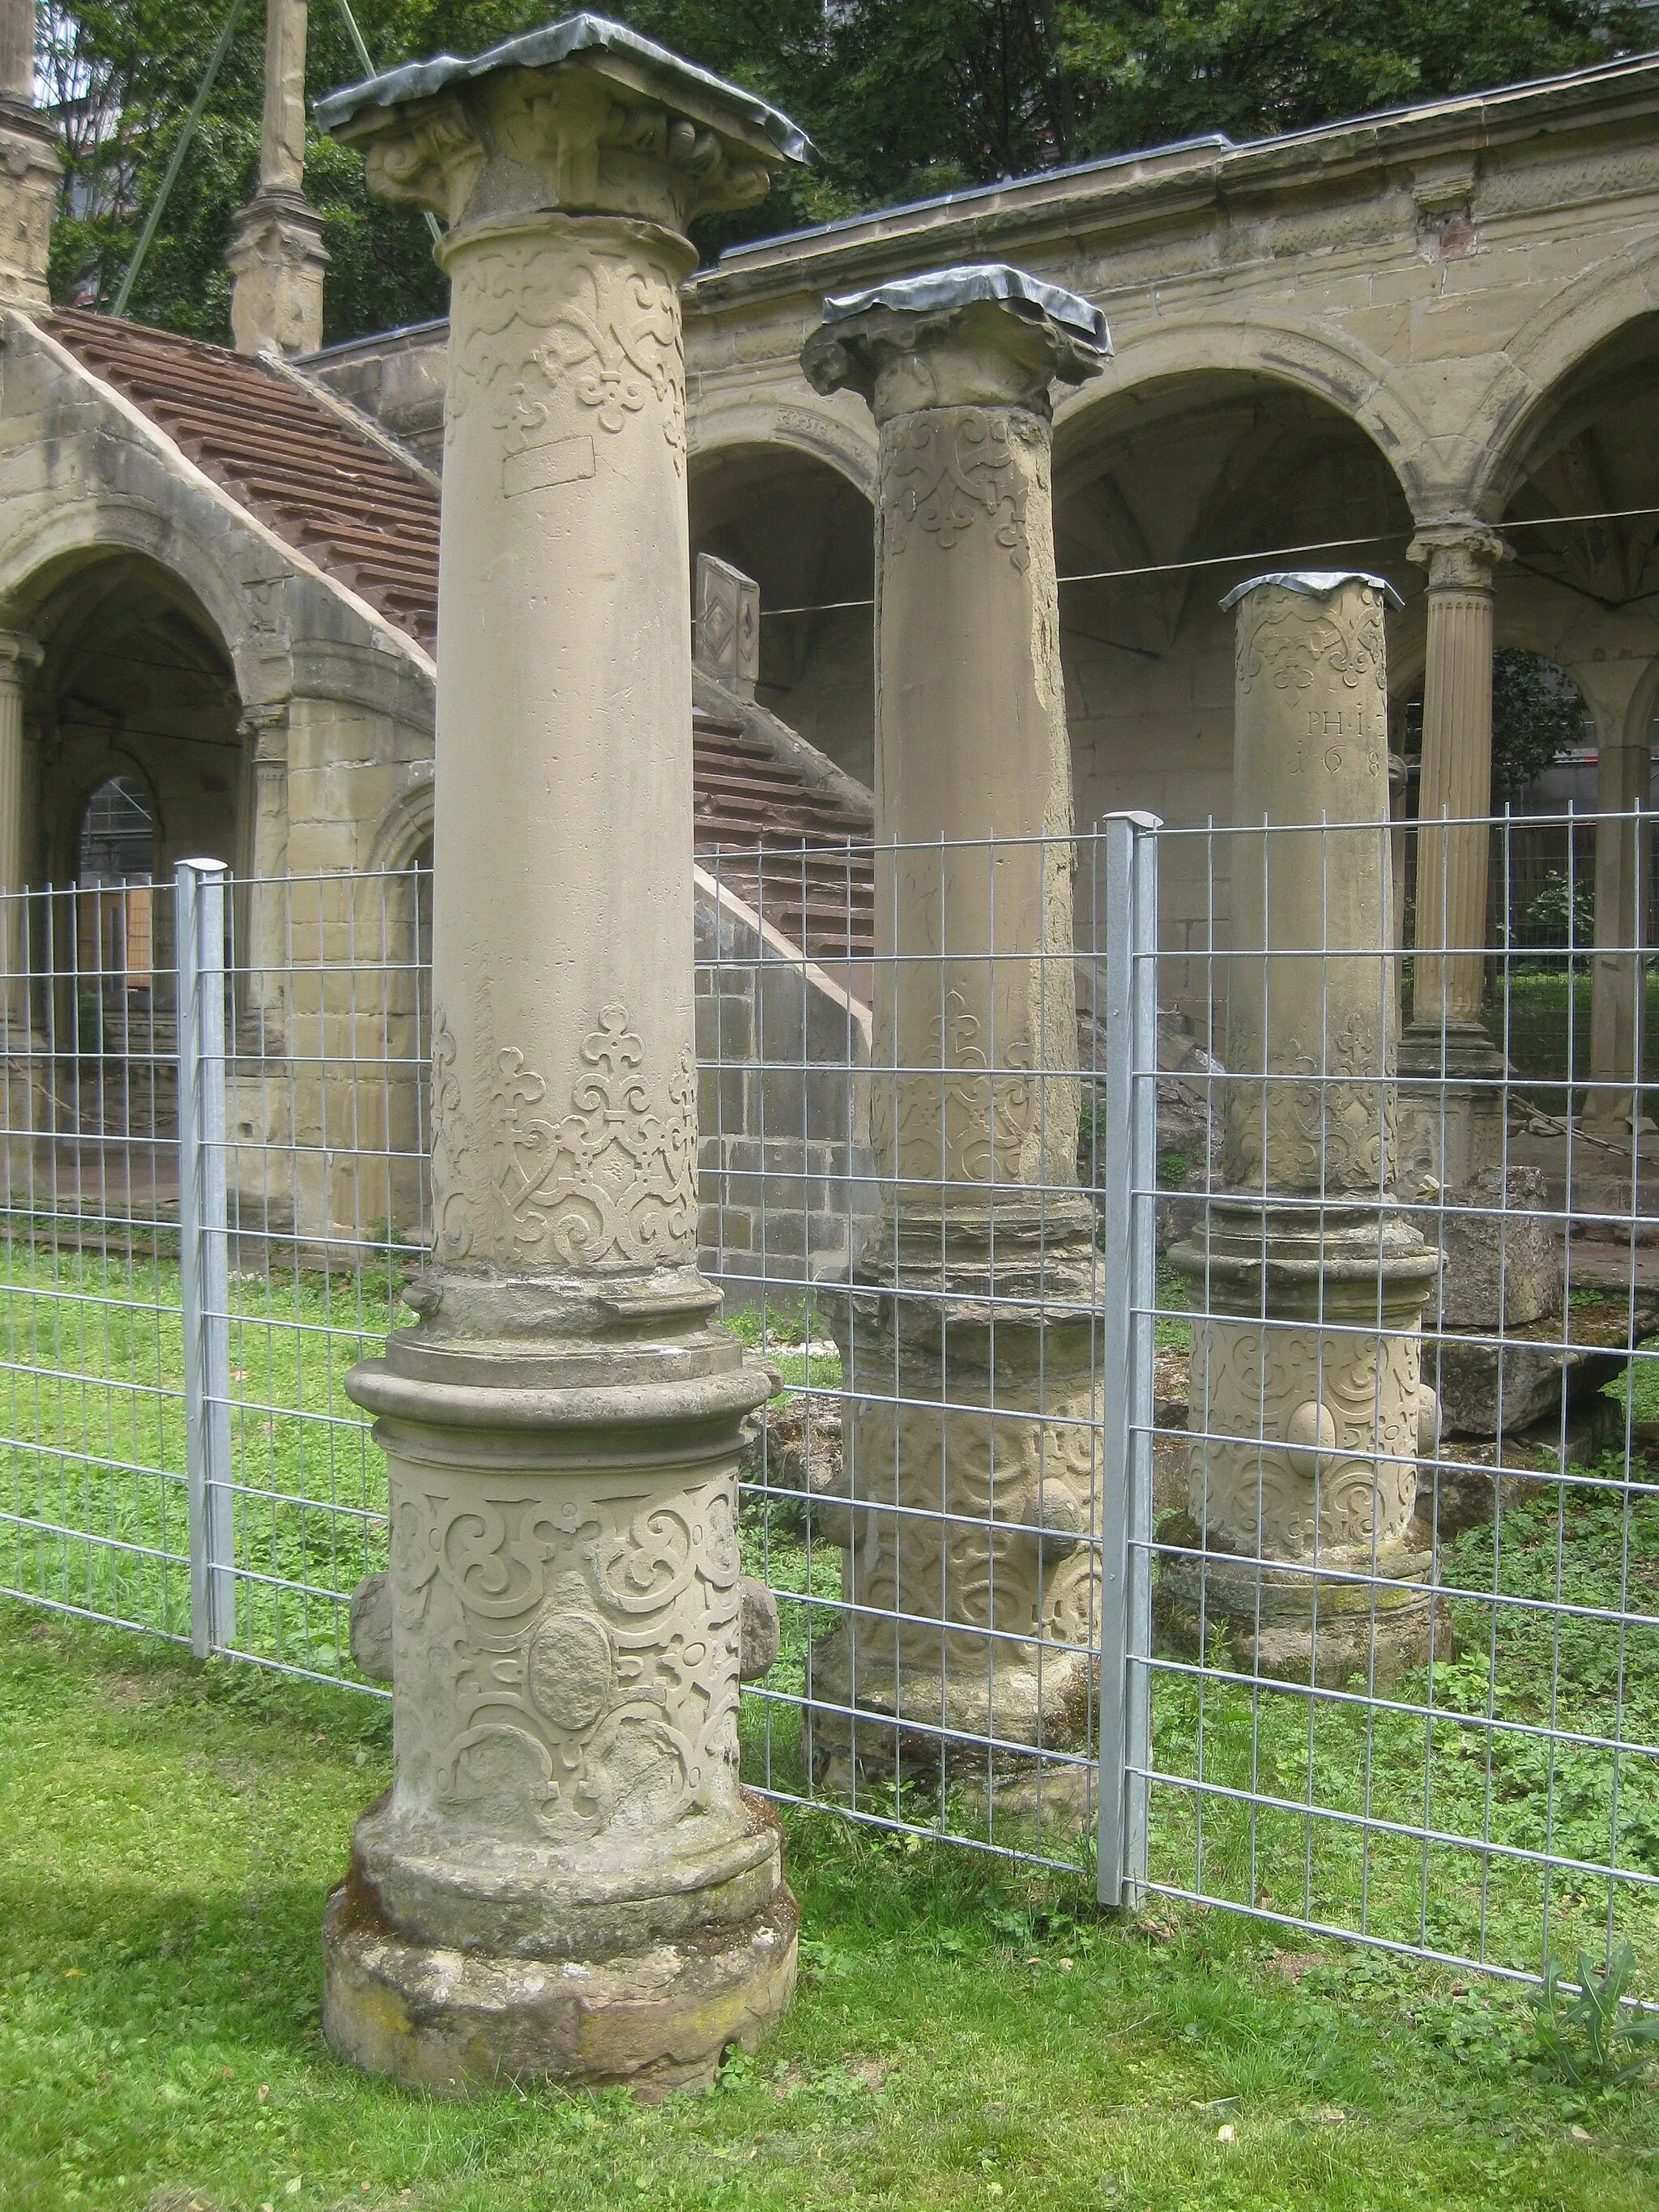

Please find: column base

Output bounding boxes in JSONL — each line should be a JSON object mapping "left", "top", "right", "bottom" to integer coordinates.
{"left": 803, "top": 1622, "right": 1095, "bottom": 1815}
{"left": 1398, "top": 1021, "right": 1508, "bottom": 1187}
{"left": 1155, "top": 1536, "right": 1450, "bottom": 1691}
{"left": 322, "top": 1795, "right": 797, "bottom": 2099}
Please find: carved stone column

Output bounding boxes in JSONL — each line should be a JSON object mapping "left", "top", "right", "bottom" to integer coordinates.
{"left": 1168, "top": 574, "right": 1441, "bottom": 1688}
{"left": 228, "top": 0, "right": 327, "bottom": 353}
{"left": 0, "top": 629, "right": 40, "bottom": 1028}
{"left": 0, "top": 1, "right": 56, "bottom": 310}
{"left": 318, "top": 20, "right": 810, "bottom": 2096}
{"left": 1399, "top": 522, "right": 1509, "bottom": 1186}
{"left": 800, "top": 269, "right": 1110, "bottom": 1810}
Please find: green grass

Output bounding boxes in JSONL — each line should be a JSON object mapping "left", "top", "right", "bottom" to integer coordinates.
{"left": 6, "top": 1243, "right": 1659, "bottom": 2070}
{"left": 1145, "top": 1481, "right": 1659, "bottom": 1980}
{"left": 2, "top": 1608, "right": 1657, "bottom": 2212}
{"left": 1485, "top": 970, "right": 1659, "bottom": 1110}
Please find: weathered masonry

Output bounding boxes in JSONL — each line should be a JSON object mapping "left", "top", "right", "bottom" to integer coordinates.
{"left": 315, "top": 56, "right": 1659, "bottom": 1126}
{"left": 0, "top": 10, "right": 1657, "bottom": 1234}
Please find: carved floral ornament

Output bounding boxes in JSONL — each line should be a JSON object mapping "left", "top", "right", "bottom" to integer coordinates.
{"left": 430, "top": 990, "right": 697, "bottom": 1269}
{"left": 391, "top": 1473, "right": 741, "bottom": 1840}
{"left": 446, "top": 235, "right": 687, "bottom": 472}
{"left": 1235, "top": 585, "right": 1390, "bottom": 702}
{"left": 1222, "top": 1014, "right": 1396, "bottom": 1196}
{"left": 881, "top": 408, "right": 1033, "bottom": 574}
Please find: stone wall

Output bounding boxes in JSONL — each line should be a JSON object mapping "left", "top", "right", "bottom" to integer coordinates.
{"left": 694, "top": 867, "right": 875, "bottom": 1302}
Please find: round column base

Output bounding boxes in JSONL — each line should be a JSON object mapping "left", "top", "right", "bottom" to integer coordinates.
{"left": 322, "top": 1865, "right": 798, "bottom": 2101}
{"left": 1156, "top": 1540, "right": 1452, "bottom": 1691}
{"left": 803, "top": 1626, "right": 1096, "bottom": 1825}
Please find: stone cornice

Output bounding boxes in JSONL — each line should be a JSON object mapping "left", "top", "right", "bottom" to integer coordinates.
{"left": 693, "top": 54, "right": 1659, "bottom": 309}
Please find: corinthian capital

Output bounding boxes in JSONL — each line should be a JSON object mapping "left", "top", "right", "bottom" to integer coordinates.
{"left": 1406, "top": 516, "right": 1511, "bottom": 594}
{"left": 317, "top": 15, "right": 812, "bottom": 237}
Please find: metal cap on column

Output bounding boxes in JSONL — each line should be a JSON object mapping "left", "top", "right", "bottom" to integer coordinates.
{"left": 318, "top": 14, "right": 811, "bottom": 2097}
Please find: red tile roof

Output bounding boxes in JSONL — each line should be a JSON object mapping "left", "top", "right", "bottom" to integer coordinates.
{"left": 49, "top": 308, "right": 441, "bottom": 649}
{"left": 47, "top": 309, "right": 873, "bottom": 977}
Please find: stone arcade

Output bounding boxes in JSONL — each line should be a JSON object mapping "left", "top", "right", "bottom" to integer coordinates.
{"left": 314, "top": 21, "right": 809, "bottom": 2096}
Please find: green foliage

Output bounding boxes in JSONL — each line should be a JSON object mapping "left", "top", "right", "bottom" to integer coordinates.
{"left": 1529, "top": 1943, "right": 1659, "bottom": 2092}
{"left": 1401, "top": 649, "right": 1589, "bottom": 804}
{"left": 1492, "top": 646, "right": 1593, "bottom": 800}
{"left": 42, "top": 0, "right": 1645, "bottom": 346}
{"left": 1520, "top": 867, "right": 1597, "bottom": 955}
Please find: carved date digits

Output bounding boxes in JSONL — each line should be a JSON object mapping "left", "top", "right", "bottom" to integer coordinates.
{"left": 431, "top": 993, "right": 697, "bottom": 1267}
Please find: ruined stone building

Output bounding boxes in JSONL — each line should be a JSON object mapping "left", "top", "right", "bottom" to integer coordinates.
{"left": 0, "top": 4, "right": 1657, "bottom": 1253}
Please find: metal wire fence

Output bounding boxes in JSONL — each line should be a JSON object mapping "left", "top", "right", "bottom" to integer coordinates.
{"left": 1, "top": 813, "right": 1656, "bottom": 1997}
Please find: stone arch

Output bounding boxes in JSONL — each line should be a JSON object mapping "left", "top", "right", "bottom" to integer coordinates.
{"left": 368, "top": 778, "right": 435, "bottom": 873}
{"left": 0, "top": 495, "right": 288, "bottom": 714}
{"left": 688, "top": 391, "right": 876, "bottom": 501}
{"left": 1055, "top": 311, "right": 1431, "bottom": 509}
{"left": 1472, "top": 237, "right": 1659, "bottom": 518}
{"left": 689, "top": 433, "right": 876, "bottom": 786}
{"left": 19, "top": 543, "right": 244, "bottom": 889}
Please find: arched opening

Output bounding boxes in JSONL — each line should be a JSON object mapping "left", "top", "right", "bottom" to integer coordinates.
{"left": 1488, "top": 316, "right": 1659, "bottom": 1119}
{"left": 22, "top": 548, "right": 242, "bottom": 887}
{"left": 12, "top": 550, "right": 242, "bottom": 1141}
{"left": 689, "top": 444, "right": 874, "bottom": 787}
{"left": 73, "top": 773, "right": 158, "bottom": 1068}
{"left": 1053, "top": 369, "right": 1418, "bottom": 1029}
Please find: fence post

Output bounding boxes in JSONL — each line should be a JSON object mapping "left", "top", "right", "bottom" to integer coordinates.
{"left": 176, "top": 859, "right": 235, "bottom": 1656}
{"left": 1097, "top": 812, "right": 1160, "bottom": 1907}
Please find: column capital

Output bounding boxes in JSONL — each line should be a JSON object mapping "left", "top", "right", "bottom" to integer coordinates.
{"left": 318, "top": 15, "right": 810, "bottom": 238}
{"left": 801, "top": 265, "right": 1111, "bottom": 424}
{"left": 1406, "top": 517, "right": 1510, "bottom": 593}
{"left": 0, "top": 629, "right": 41, "bottom": 688}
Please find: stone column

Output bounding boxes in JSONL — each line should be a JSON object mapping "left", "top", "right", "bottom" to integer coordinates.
{"left": 0, "top": 629, "right": 40, "bottom": 1030}
{"left": 1398, "top": 522, "right": 1509, "bottom": 1187}
{"left": 1169, "top": 574, "right": 1440, "bottom": 1688}
{"left": 227, "top": 0, "right": 327, "bottom": 354}
{"left": 799, "top": 269, "right": 1110, "bottom": 1812}
{"left": 318, "top": 20, "right": 810, "bottom": 2096}
{"left": 1578, "top": 666, "right": 1656, "bottom": 1138}
{"left": 0, "top": 1, "right": 56, "bottom": 310}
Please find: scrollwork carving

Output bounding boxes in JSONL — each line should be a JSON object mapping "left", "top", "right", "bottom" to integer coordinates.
{"left": 882, "top": 408, "right": 1030, "bottom": 573}
{"left": 391, "top": 1477, "right": 741, "bottom": 1843}
{"left": 1222, "top": 1012, "right": 1397, "bottom": 1196}
{"left": 447, "top": 236, "right": 687, "bottom": 474}
{"left": 1236, "top": 587, "right": 1389, "bottom": 700}
{"left": 1188, "top": 1317, "right": 1420, "bottom": 1558}
{"left": 431, "top": 989, "right": 697, "bottom": 1268}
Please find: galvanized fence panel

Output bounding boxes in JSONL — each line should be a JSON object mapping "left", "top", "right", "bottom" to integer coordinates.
{"left": 0, "top": 872, "right": 192, "bottom": 1639}
{"left": 1, "top": 812, "right": 1657, "bottom": 1993}
{"left": 1130, "top": 807, "right": 1659, "bottom": 1997}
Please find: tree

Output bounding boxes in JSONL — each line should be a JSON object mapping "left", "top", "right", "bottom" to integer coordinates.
{"left": 41, "top": 0, "right": 1645, "bottom": 346}
{"left": 1399, "top": 650, "right": 1590, "bottom": 805}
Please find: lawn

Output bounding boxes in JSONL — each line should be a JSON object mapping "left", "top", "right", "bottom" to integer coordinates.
{"left": 5, "top": 1246, "right": 1659, "bottom": 1984}
{"left": 1482, "top": 968, "right": 1659, "bottom": 1111}
{"left": 2, "top": 1608, "right": 1657, "bottom": 2212}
